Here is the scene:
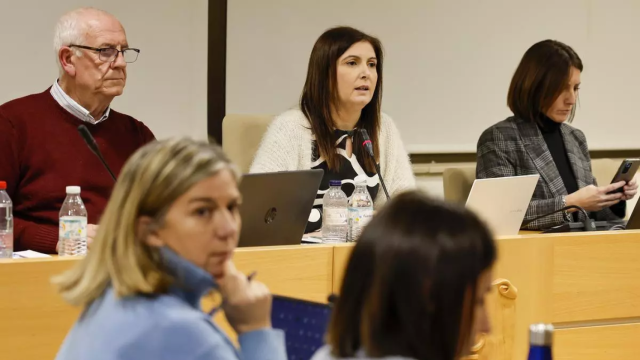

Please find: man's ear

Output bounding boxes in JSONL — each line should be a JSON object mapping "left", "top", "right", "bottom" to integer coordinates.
{"left": 59, "top": 47, "right": 77, "bottom": 77}
{"left": 137, "top": 216, "right": 163, "bottom": 247}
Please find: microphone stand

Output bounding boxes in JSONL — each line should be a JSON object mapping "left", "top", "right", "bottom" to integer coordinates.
{"left": 357, "top": 129, "right": 390, "bottom": 201}
{"left": 374, "top": 163, "right": 391, "bottom": 200}
{"left": 77, "top": 125, "right": 117, "bottom": 182}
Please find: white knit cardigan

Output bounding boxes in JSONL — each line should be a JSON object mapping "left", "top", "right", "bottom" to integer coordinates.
{"left": 249, "top": 109, "right": 416, "bottom": 208}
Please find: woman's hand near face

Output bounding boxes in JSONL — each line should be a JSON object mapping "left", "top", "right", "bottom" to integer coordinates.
{"left": 217, "top": 261, "right": 272, "bottom": 334}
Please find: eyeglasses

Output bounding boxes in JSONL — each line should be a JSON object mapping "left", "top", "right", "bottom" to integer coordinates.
{"left": 69, "top": 45, "right": 140, "bottom": 63}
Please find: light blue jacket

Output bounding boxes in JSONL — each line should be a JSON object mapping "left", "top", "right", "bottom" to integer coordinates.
{"left": 55, "top": 247, "right": 287, "bottom": 360}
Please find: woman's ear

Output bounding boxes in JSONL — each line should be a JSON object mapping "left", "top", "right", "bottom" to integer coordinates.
{"left": 137, "top": 216, "right": 163, "bottom": 247}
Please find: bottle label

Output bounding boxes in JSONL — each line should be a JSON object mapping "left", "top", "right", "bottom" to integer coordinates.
{"left": 59, "top": 217, "right": 87, "bottom": 241}
{"left": 349, "top": 207, "right": 373, "bottom": 227}
{"left": 325, "top": 208, "right": 348, "bottom": 226}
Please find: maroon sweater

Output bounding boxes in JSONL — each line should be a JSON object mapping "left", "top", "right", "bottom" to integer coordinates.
{"left": 0, "top": 89, "right": 155, "bottom": 253}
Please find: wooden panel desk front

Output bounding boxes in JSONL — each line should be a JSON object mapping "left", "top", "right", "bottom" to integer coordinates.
{"left": 0, "top": 257, "right": 81, "bottom": 360}
{"left": 4, "top": 231, "right": 640, "bottom": 360}
{"left": 0, "top": 244, "right": 334, "bottom": 360}
{"left": 334, "top": 230, "right": 640, "bottom": 360}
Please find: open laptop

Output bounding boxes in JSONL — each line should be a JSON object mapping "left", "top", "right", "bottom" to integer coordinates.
{"left": 238, "top": 169, "right": 323, "bottom": 247}
{"left": 465, "top": 175, "right": 540, "bottom": 236}
{"left": 617, "top": 201, "right": 640, "bottom": 230}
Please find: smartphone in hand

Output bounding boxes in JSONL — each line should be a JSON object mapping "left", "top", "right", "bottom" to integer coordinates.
{"left": 609, "top": 159, "right": 640, "bottom": 193}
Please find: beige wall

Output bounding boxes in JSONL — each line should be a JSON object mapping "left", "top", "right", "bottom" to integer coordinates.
{"left": 228, "top": 0, "right": 640, "bottom": 153}
{"left": 0, "top": 0, "right": 208, "bottom": 140}
{"left": 3, "top": 1, "right": 637, "bottom": 153}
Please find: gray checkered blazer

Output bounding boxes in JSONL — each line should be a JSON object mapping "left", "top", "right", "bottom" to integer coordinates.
{"left": 476, "top": 116, "right": 623, "bottom": 230}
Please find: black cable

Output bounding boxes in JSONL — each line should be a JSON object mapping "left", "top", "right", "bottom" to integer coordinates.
{"left": 357, "top": 129, "right": 391, "bottom": 201}
{"left": 522, "top": 205, "right": 594, "bottom": 231}
{"left": 374, "top": 163, "right": 391, "bottom": 200}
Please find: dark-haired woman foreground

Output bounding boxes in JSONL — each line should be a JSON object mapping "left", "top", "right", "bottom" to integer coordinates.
{"left": 312, "top": 191, "right": 496, "bottom": 360}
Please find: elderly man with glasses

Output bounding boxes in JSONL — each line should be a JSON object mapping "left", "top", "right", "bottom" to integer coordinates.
{"left": 0, "top": 8, "right": 155, "bottom": 254}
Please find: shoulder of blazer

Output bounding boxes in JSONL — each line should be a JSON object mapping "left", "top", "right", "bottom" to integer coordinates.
{"left": 560, "top": 122, "right": 590, "bottom": 159}
{"left": 560, "top": 122, "right": 587, "bottom": 142}
{"left": 479, "top": 116, "right": 521, "bottom": 143}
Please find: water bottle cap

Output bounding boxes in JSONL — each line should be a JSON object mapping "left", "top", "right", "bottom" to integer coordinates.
{"left": 329, "top": 180, "right": 342, "bottom": 186}
{"left": 529, "top": 323, "right": 554, "bottom": 346}
{"left": 355, "top": 179, "right": 367, "bottom": 186}
{"left": 66, "top": 186, "right": 81, "bottom": 194}
{"left": 0, "top": 181, "right": 5, "bottom": 190}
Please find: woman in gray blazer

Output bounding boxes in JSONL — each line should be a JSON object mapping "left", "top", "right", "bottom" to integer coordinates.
{"left": 477, "top": 40, "right": 637, "bottom": 230}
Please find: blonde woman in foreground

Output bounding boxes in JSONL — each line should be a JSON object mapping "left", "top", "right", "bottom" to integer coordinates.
{"left": 52, "top": 138, "right": 286, "bottom": 360}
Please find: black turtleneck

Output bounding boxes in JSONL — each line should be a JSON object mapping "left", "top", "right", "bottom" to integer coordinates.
{"left": 539, "top": 116, "right": 579, "bottom": 195}
{"left": 538, "top": 116, "right": 625, "bottom": 219}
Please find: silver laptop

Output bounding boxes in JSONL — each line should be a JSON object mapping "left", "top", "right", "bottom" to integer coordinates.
{"left": 238, "top": 169, "right": 323, "bottom": 247}
{"left": 465, "top": 175, "right": 540, "bottom": 236}
{"left": 621, "top": 201, "right": 640, "bottom": 230}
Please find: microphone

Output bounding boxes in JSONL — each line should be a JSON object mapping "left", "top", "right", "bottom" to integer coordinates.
{"left": 522, "top": 205, "right": 596, "bottom": 232}
{"left": 77, "top": 125, "right": 117, "bottom": 182}
{"left": 358, "top": 129, "right": 390, "bottom": 201}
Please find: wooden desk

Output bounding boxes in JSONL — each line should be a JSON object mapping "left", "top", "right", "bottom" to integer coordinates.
{"left": 0, "top": 257, "right": 81, "bottom": 360}
{"left": 4, "top": 231, "right": 640, "bottom": 360}
{"left": 0, "top": 244, "right": 334, "bottom": 360}
{"left": 334, "top": 230, "right": 640, "bottom": 360}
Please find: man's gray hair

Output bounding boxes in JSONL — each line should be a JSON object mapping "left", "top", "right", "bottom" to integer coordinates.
{"left": 52, "top": 8, "right": 113, "bottom": 73}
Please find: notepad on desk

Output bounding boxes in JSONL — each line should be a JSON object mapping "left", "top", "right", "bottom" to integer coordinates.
{"left": 12, "top": 250, "right": 51, "bottom": 259}
{"left": 301, "top": 235, "right": 323, "bottom": 244}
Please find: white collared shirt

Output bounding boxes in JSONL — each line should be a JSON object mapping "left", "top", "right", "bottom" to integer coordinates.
{"left": 50, "top": 80, "right": 110, "bottom": 124}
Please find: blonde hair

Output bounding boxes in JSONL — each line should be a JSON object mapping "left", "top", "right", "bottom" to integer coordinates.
{"left": 52, "top": 138, "right": 239, "bottom": 307}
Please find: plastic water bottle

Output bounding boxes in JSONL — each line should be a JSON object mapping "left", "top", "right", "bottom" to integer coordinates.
{"left": 348, "top": 180, "right": 373, "bottom": 242}
{"left": 322, "top": 180, "right": 348, "bottom": 243}
{"left": 528, "top": 323, "right": 553, "bottom": 360}
{"left": 59, "top": 186, "right": 88, "bottom": 256}
{"left": 0, "top": 181, "right": 13, "bottom": 259}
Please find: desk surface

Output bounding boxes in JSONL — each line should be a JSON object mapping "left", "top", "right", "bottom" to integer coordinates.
{"left": 2, "top": 231, "right": 640, "bottom": 360}
{"left": 0, "top": 244, "right": 334, "bottom": 360}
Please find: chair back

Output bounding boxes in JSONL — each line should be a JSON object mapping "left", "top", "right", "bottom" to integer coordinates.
{"left": 443, "top": 165, "right": 477, "bottom": 204}
{"left": 222, "top": 114, "right": 274, "bottom": 173}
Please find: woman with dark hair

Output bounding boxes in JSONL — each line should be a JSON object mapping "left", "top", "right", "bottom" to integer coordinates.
{"left": 477, "top": 40, "right": 637, "bottom": 230}
{"left": 250, "top": 26, "right": 415, "bottom": 233}
{"left": 311, "top": 191, "right": 496, "bottom": 360}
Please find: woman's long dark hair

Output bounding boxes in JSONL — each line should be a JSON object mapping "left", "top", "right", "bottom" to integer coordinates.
{"left": 300, "top": 26, "right": 383, "bottom": 173}
{"left": 327, "top": 191, "right": 496, "bottom": 360}
{"left": 508, "top": 39, "right": 583, "bottom": 126}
